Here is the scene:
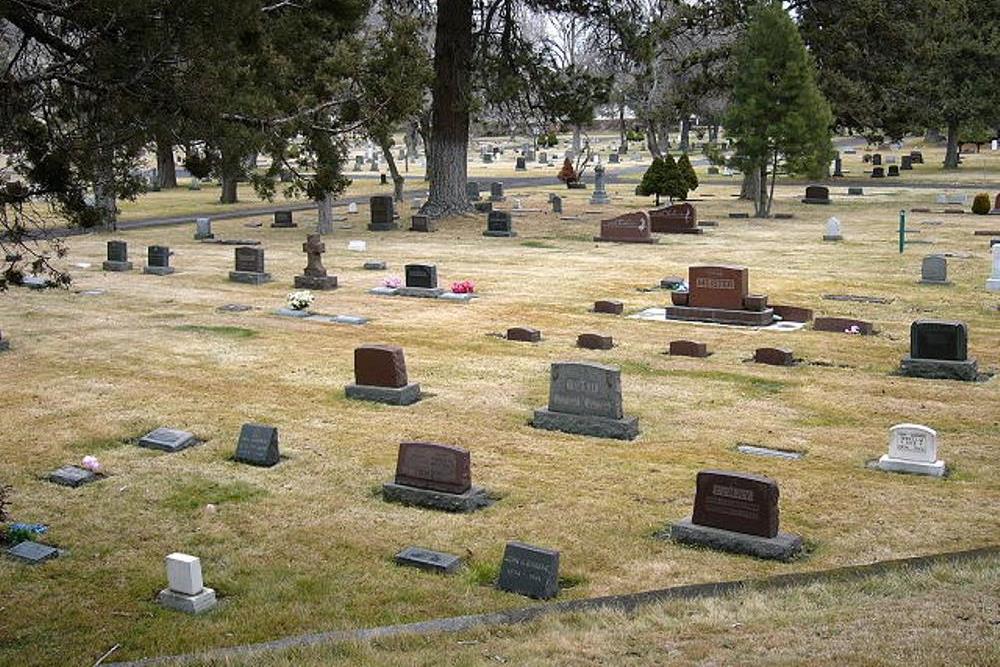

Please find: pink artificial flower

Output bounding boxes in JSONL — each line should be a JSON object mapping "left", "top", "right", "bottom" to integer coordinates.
{"left": 383, "top": 276, "right": 402, "bottom": 288}
{"left": 451, "top": 280, "right": 475, "bottom": 294}
{"left": 81, "top": 456, "right": 102, "bottom": 473}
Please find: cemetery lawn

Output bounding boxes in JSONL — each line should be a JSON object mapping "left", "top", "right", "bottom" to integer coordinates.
{"left": 2, "top": 168, "right": 999, "bottom": 665}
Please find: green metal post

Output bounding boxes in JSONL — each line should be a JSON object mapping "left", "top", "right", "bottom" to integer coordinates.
{"left": 898, "top": 209, "right": 906, "bottom": 253}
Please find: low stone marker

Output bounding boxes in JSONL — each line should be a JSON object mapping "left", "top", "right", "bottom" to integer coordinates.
{"left": 137, "top": 428, "right": 197, "bottom": 453}
{"left": 7, "top": 540, "right": 60, "bottom": 565}
{"left": 848, "top": 187, "right": 864, "bottom": 196}
{"left": 345, "top": 344, "right": 421, "bottom": 405}
{"left": 669, "top": 340, "right": 709, "bottom": 357}
{"left": 668, "top": 470, "right": 803, "bottom": 561}
{"left": 920, "top": 255, "right": 950, "bottom": 285}
{"left": 398, "top": 264, "right": 444, "bottom": 298}
{"left": 144, "top": 245, "right": 174, "bottom": 276}
{"left": 875, "top": 423, "right": 945, "bottom": 477}
{"left": 497, "top": 542, "right": 560, "bottom": 600}
{"left": 409, "top": 215, "right": 436, "bottom": 233}
{"left": 229, "top": 247, "right": 272, "bottom": 285}
{"left": 754, "top": 347, "right": 795, "bottom": 366}
{"left": 577, "top": 333, "right": 613, "bottom": 350}
{"left": 382, "top": 442, "right": 490, "bottom": 512}
{"left": 158, "top": 553, "right": 216, "bottom": 614}
{"left": 507, "top": 327, "right": 541, "bottom": 342}
{"left": 48, "top": 465, "right": 98, "bottom": 488}
{"left": 234, "top": 423, "right": 280, "bottom": 467}
{"left": 770, "top": 305, "right": 814, "bottom": 323}
{"left": 900, "top": 320, "right": 978, "bottom": 381}
{"left": 593, "top": 300, "right": 623, "bottom": 315}
{"left": 271, "top": 210, "right": 297, "bottom": 228}
{"left": 103, "top": 240, "right": 133, "bottom": 272}
{"left": 490, "top": 181, "right": 505, "bottom": 202}
{"left": 532, "top": 361, "right": 639, "bottom": 440}
{"left": 394, "top": 546, "right": 462, "bottom": 574}
{"left": 813, "top": 317, "right": 874, "bottom": 335}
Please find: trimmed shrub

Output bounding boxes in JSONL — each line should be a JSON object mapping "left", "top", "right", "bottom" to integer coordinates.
{"left": 972, "top": 193, "right": 991, "bottom": 215}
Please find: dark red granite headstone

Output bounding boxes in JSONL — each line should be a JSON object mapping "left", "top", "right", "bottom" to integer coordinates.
{"left": 594, "top": 300, "right": 624, "bottom": 315}
{"left": 688, "top": 265, "right": 749, "bottom": 310}
{"left": 649, "top": 203, "right": 699, "bottom": 233}
{"left": 595, "top": 212, "right": 654, "bottom": 243}
{"left": 394, "top": 442, "right": 471, "bottom": 494}
{"left": 507, "top": 327, "right": 541, "bottom": 342}
{"left": 354, "top": 344, "right": 408, "bottom": 387}
{"left": 577, "top": 333, "right": 614, "bottom": 350}
{"left": 692, "top": 470, "right": 780, "bottom": 538}
{"left": 754, "top": 347, "right": 794, "bottom": 366}
{"left": 771, "top": 305, "right": 814, "bottom": 323}
{"left": 669, "top": 340, "right": 709, "bottom": 357}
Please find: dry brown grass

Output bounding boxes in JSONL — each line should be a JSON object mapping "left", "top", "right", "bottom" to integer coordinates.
{"left": 0, "top": 142, "right": 998, "bottom": 666}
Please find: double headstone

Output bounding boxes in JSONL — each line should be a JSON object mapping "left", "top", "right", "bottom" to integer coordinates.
{"left": 594, "top": 212, "right": 656, "bottom": 244}
{"left": 900, "top": 320, "right": 978, "bottom": 381}
{"left": 144, "top": 245, "right": 174, "bottom": 275}
{"left": 919, "top": 255, "right": 949, "bottom": 285}
{"left": 666, "top": 265, "right": 774, "bottom": 326}
{"left": 668, "top": 470, "right": 803, "bottom": 561}
{"left": 532, "top": 362, "right": 639, "bottom": 440}
{"left": 875, "top": 423, "right": 945, "bottom": 477}
{"left": 345, "top": 344, "right": 421, "bottom": 405}
{"left": 229, "top": 246, "right": 272, "bottom": 284}
{"left": 589, "top": 164, "right": 610, "bottom": 205}
{"left": 103, "top": 240, "right": 133, "bottom": 272}
{"left": 801, "top": 185, "right": 830, "bottom": 205}
{"left": 294, "top": 234, "right": 338, "bottom": 289}
{"left": 649, "top": 203, "right": 700, "bottom": 234}
{"left": 368, "top": 195, "right": 397, "bottom": 231}
{"left": 382, "top": 442, "right": 490, "bottom": 512}
{"left": 484, "top": 211, "right": 516, "bottom": 237}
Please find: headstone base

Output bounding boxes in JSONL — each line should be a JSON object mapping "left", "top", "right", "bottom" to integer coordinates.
{"left": 271, "top": 222, "right": 298, "bottom": 229}
{"left": 918, "top": 278, "right": 950, "bottom": 286}
{"left": 143, "top": 266, "right": 175, "bottom": 276}
{"left": 532, "top": 407, "right": 639, "bottom": 441}
{"left": 664, "top": 305, "right": 775, "bottom": 327}
{"left": 367, "top": 223, "right": 400, "bottom": 232}
{"left": 382, "top": 483, "right": 491, "bottom": 513}
{"left": 102, "top": 261, "right": 133, "bottom": 272}
{"left": 438, "top": 292, "right": 474, "bottom": 302}
{"left": 396, "top": 286, "right": 445, "bottom": 298}
{"left": 345, "top": 382, "right": 421, "bottom": 406}
{"left": 823, "top": 235, "right": 843, "bottom": 241}
{"left": 593, "top": 236, "right": 658, "bottom": 244}
{"left": 590, "top": 195, "right": 610, "bottom": 205}
{"left": 801, "top": 198, "right": 830, "bottom": 205}
{"left": 483, "top": 230, "right": 517, "bottom": 238}
{"left": 157, "top": 587, "right": 217, "bottom": 615}
{"left": 876, "top": 455, "right": 945, "bottom": 477}
{"left": 651, "top": 224, "right": 704, "bottom": 235}
{"left": 668, "top": 518, "right": 802, "bottom": 562}
{"left": 899, "top": 356, "right": 978, "bottom": 381}
{"left": 275, "top": 308, "right": 311, "bottom": 318}
{"left": 229, "top": 271, "right": 272, "bottom": 285}
{"left": 194, "top": 233, "right": 214, "bottom": 240}
{"left": 294, "top": 275, "right": 338, "bottom": 290}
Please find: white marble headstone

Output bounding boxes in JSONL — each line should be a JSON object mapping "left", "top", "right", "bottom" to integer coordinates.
{"left": 166, "top": 553, "right": 203, "bottom": 596}
{"left": 825, "top": 217, "right": 841, "bottom": 237}
{"left": 888, "top": 423, "right": 938, "bottom": 463}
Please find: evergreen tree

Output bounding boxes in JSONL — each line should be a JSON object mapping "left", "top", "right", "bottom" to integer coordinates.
{"left": 677, "top": 153, "right": 698, "bottom": 196}
{"left": 557, "top": 158, "right": 579, "bottom": 186}
{"left": 639, "top": 157, "right": 668, "bottom": 205}
{"left": 662, "top": 154, "right": 688, "bottom": 203}
{"left": 725, "top": 1, "right": 833, "bottom": 217}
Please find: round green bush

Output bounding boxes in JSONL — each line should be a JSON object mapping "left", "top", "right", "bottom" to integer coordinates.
{"left": 972, "top": 193, "right": 991, "bottom": 215}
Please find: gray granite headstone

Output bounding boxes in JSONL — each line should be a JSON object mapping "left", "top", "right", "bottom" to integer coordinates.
{"left": 48, "top": 465, "right": 97, "bottom": 487}
{"left": 551, "top": 195, "right": 562, "bottom": 214}
{"left": 496, "top": 542, "right": 559, "bottom": 599}
{"left": 7, "top": 540, "right": 59, "bottom": 565}
{"left": 234, "top": 423, "right": 279, "bottom": 467}
{"left": 394, "top": 546, "right": 462, "bottom": 574}
{"left": 920, "top": 255, "right": 949, "bottom": 285}
{"left": 137, "top": 428, "right": 197, "bottom": 453}
{"left": 466, "top": 181, "right": 480, "bottom": 202}
{"left": 194, "top": 217, "right": 213, "bottom": 240}
{"left": 548, "top": 361, "right": 623, "bottom": 419}
{"left": 490, "top": 181, "right": 505, "bottom": 202}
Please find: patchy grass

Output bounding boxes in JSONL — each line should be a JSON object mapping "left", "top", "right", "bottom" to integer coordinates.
{"left": 162, "top": 478, "right": 267, "bottom": 514}
{"left": 173, "top": 324, "right": 259, "bottom": 338}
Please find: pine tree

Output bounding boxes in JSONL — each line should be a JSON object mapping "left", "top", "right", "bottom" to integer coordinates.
{"left": 677, "top": 153, "right": 699, "bottom": 197}
{"left": 725, "top": 1, "right": 834, "bottom": 217}
{"left": 662, "top": 154, "right": 688, "bottom": 203}
{"left": 639, "top": 157, "right": 668, "bottom": 205}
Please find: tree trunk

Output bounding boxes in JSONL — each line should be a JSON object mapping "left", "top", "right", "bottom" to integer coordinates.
{"left": 572, "top": 125, "right": 582, "bottom": 153}
{"left": 316, "top": 193, "right": 334, "bottom": 234}
{"left": 219, "top": 177, "right": 238, "bottom": 204}
{"left": 658, "top": 124, "right": 671, "bottom": 153}
{"left": 156, "top": 138, "right": 177, "bottom": 189}
{"left": 93, "top": 172, "right": 118, "bottom": 231}
{"left": 679, "top": 118, "right": 690, "bottom": 153}
{"left": 380, "top": 141, "right": 405, "bottom": 203}
{"left": 618, "top": 103, "right": 627, "bottom": 150}
{"left": 943, "top": 120, "right": 960, "bottom": 169}
{"left": 421, "top": 0, "right": 473, "bottom": 218}
{"left": 218, "top": 148, "right": 241, "bottom": 203}
{"left": 754, "top": 161, "right": 769, "bottom": 218}
{"left": 645, "top": 122, "right": 661, "bottom": 158}
{"left": 740, "top": 169, "right": 759, "bottom": 201}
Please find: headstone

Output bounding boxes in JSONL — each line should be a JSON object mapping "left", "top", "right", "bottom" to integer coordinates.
{"left": 593, "top": 300, "right": 624, "bottom": 315}
{"left": 900, "top": 320, "right": 978, "bottom": 381}
{"left": 875, "top": 424, "right": 945, "bottom": 477}
{"left": 991, "top": 194, "right": 1000, "bottom": 215}
{"left": 144, "top": 245, "right": 174, "bottom": 276}
{"left": 848, "top": 187, "right": 864, "bottom": 196}
{"left": 667, "top": 470, "right": 802, "bottom": 561}
{"left": 394, "top": 546, "right": 462, "bottom": 574}
{"left": 347, "top": 202, "right": 359, "bottom": 214}
{"left": 484, "top": 211, "right": 516, "bottom": 237}
{"left": 538, "top": 151, "right": 548, "bottom": 164}
{"left": 920, "top": 255, "right": 949, "bottom": 285}
{"left": 382, "top": 442, "right": 490, "bottom": 512}
{"left": 910, "top": 151, "right": 923, "bottom": 164}
{"left": 0, "top": 330, "right": 8, "bottom": 353}
{"left": 707, "top": 166, "right": 720, "bottom": 175}
{"left": 158, "top": 553, "right": 216, "bottom": 614}
{"left": 987, "top": 244, "right": 1000, "bottom": 291}
{"left": 363, "top": 260, "right": 385, "bottom": 270}
{"left": 507, "top": 327, "right": 541, "bottom": 342}
{"left": 466, "top": 181, "right": 480, "bottom": 202}
{"left": 887, "top": 165, "right": 900, "bottom": 177}
{"left": 7, "top": 540, "right": 59, "bottom": 565}
{"left": 669, "top": 340, "right": 709, "bottom": 357}
{"left": 48, "top": 465, "right": 97, "bottom": 487}
{"left": 481, "top": 152, "right": 493, "bottom": 164}
{"left": 515, "top": 156, "right": 526, "bottom": 171}
{"left": 194, "top": 217, "right": 213, "bottom": 240}
{"left": 649, "top": 203, "right": 701, "bottom": 234}
{"left": 271, "top": 210, "right": 296, "bottom": 228}
{"left": 901, "top": 155, "right": 913, "bottom": 170}
{"left": 229, "top": 246, "right": 271, "bottom": 284}
{"left": 754, "top": 347, "right": 795, "bottom": 366}
{"left": 345, "top": 344, "right": 421, "bottom": 405}
{"left": 824, "top": 217, "right": 843, "bottom": 241}
{"left": 354, "top": 155, "right": 364, "bottom": 170}
{"left": 594, "top": 211, "right": 656, "bottom": 244}
{"left": 871, "top": 167, "right": 885, "bottom": 178}
{"left": 801, "top": 185, "right": 830, "bottom": 205}
{"left": 234, "top": 423, "right": 279, "bottom": 467}
{"left": 294, "top": 234, "right": 338, "bottom": 289}
{"left": 490, "top": 181, "right": 505, "bottom": 202}
{"left": 589, "top": 164, "right": 610, "bottom": 205}
{"left": 103, "top": 240, "right": 133, "bottom": 272}
{"left": 832, "top": 156, "right": 844, "bottom": 177}
{"left": 665, "top": 265, "right": 773, "bottom": 326}
{"left": 496, "top": 542, "right": 560, "bottom": 600}
{"left": 409, "top": 214, "right": 436, "bottom": 233}
{"left": 609, "top": 153, "right": 620, "bottom": 164}
{"left": 404, "top": 263, "right": 439, "bottom": 289}
{"left": 577, "top": 333, "right": 613, "bottom": 350}
{"left": 368, "top": 195, "right": 397, "bottom": 231}
{"left": 137, "top": 428, "right": 197, "bottom": 453}
{"left": 524, "top": 148, "right": 536, "bottom": 162}
{"left": 532, "top": 361, "right": 639, "bottom": 440}
{"left": 872, "top": 154, "right": 882, "bottom": 166}
{"left": 551, "top": 195, "right": 563, "bottom": 214}
{"left": 380, "top": 173, "right": 388, "bottom": 185}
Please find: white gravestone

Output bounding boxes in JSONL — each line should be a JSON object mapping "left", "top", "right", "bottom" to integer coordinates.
{"left": 823, "top": 217, "right": 842, "bottom": 241}
{"left": 158, "top": 552, "right": 217, "bottom": 614}
{"left": 876, "top": 423, "right": 945, "bottom": 477}
{"left": 987, "top": 245, "right": 1000, "bottom": 292}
